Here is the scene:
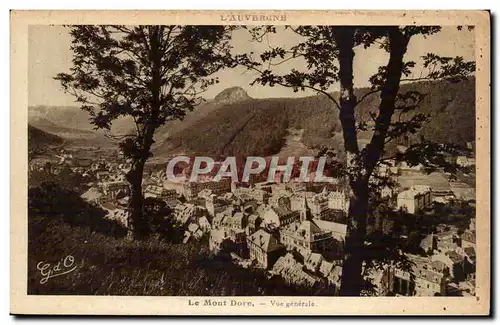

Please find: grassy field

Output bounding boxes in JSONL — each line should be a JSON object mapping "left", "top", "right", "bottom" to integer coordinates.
{"left": 27, "top": 178, "right": 336, "bottom": 296}
{"left": 28, "top": 213, "right": 335, "bottom": 296}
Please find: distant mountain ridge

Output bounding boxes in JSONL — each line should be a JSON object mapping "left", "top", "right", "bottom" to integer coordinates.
{"left": 29, "top": 105, "right": 96, "bottom": 131}
{"left": 28, "top": 105, "right": 134, "bottom": 146}
{"left": 154, "top": 77, "right": 476, "bottom": 158}
{"left": 213, "top": 86, "right": 251, "bottom": 104}
{"left": 28, "top": 77, "right": 475, "bottom": 159}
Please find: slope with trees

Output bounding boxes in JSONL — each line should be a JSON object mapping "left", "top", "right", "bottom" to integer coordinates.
{"left": 157, "top": 76, "right": 475, "bottom": 158}
{"left": 28, "top": 124, "right": 64, "bottom": 151}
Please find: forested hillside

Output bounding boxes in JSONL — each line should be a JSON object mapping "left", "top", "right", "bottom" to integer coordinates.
{"left": 155, "top": 77, "right": 475, "bottom": 157}
{"left": 28, "top": 77, "right": 474, "bottom": 158}
{"left": 28, "top": 125, "right": 63, "bottom": 151}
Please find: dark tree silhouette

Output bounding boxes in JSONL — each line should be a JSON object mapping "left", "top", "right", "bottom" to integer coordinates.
{"left": 237, "top": 25, "right": 475, "bottom": 296}
{"left": 29, "top": 182, "right": 127, "bottom": 238}
{"left": 55, "top": 25, "right": 234, "bottom": 239}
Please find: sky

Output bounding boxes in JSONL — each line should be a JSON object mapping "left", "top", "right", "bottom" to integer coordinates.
{"left": 28, "top": 25, "right": 475, "bottom": 107}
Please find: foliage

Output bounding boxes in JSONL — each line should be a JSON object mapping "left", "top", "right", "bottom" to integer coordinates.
{"left": 55, "top": 25, "right": 234, "bottom": 158}
{"left": 143, "top": 197, "right": 184, "bottom": 242}
{"left": 55, "top": 25, "right": 235, "bottom": 238}
{"left": 29, "top": 166, "right": 91, "bottom": 193}
{"left": 235, "top": 25, "right": 475, "bottom": 296}
{"left": 29, "top": 182, "right": 127, "bottom": 238}
{"left": 422, "top": 200, "right": 475, "bottom": 233}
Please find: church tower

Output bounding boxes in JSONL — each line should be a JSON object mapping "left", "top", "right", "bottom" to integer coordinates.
{"left": 300, "top": 197, "right": 313, "bottom": 222}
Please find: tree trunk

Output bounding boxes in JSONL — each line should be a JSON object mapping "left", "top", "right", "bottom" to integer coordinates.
{"left": 126, "top": 159, "right": 149, "bottom": 240}
{"left": 333, "top": 27, "right": 359, "bottom": 159}
{"left": 335, "top": 27, "right": 411, "bottom": 296}
{"left": 332, "top": 27, "right": 369, "bottom": 296}
{"left": 124, "top": 26, "right": 163, "bottom": 240}
{"left": 339, "top": 185, "right": 369, "bottom": 296}
{"left": 364, "top": 28, "right": 409, "bottom": 174}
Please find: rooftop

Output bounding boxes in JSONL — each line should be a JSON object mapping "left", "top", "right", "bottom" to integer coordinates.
{"left": 398, "top": 172, "right": 450, "bottom": 192}
{"left": 446, "top": 250, "right": 464, "bottom": 263}
{"left": 268, "top": 206, "right": 295, "bottom": 219}
{"left": 314, "top": 219, "right": 347, "bottom": 238}
{"left": 464, "top": 247, "right": 476, "bottom": 261}
{"left": 295, "top": 220, "right": 325, "bottom": 242}
{"left": 248, "top": 229, "right": 284, "bottom": 253}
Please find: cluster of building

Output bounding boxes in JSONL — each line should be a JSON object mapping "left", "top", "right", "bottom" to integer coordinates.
{"left": 396, "top": 185, "right": 433, "bottom": 214}
{"left": 207, "top": 184, "right": 349, "bottom": 292}
{"left": 456, "top": 156, "right": 476, "bottom": 168}
{"left": 36, "top": 147, "right": 477, "bottom": 296}
{"left": 120, "top": 165, "right": 353, "bottom": 290}
{"left": 367, "top": 216, "right": 476, "bottom": 297}
{"left": 374, "top": 156, "right": 476, "bottom": 213}
{"left": 82, "top": 156, "right": 476, "bottom": 296}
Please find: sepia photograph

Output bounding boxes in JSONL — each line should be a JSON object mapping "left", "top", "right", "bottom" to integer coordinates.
{"left": 10, "top": 10, "right": 491, "bottom": 315}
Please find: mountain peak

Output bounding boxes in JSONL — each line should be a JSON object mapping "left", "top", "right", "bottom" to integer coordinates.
{"left": 214, "top": 87, "right": 251, "bottom": 104}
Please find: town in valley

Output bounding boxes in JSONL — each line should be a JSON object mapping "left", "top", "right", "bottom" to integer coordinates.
{"left": 28, "top": 134, "right": 476, "bottom": 297}
{"left": 26, "top": 24, "right": 478, "bottom": 298}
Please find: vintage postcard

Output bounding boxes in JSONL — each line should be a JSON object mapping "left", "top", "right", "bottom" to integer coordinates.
{"left": 11, "top": 10, "right": 490, "bottom": 315}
